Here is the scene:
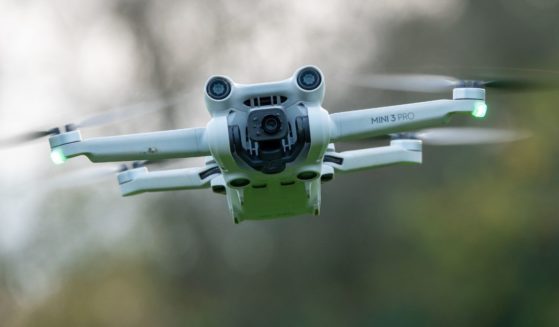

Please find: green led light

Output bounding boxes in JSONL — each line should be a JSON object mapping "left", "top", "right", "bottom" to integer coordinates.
{"left": 50, "top": 148, "right": 66, "bottom": 165}
{"left": 472, "top": 102, "right": 488, "bottom": 118}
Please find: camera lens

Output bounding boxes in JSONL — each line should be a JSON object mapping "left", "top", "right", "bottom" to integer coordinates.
{"left": 262, "top": 115, "right": 281, "bottom": 135}
{"left": 297, "top": 67, "right": 322, "bottom": 90}
{"left": 247, "top": 108, "right": 287, "bottom": 141}
{"left": 206, "top": 77, "right": 231, "bottom": 100}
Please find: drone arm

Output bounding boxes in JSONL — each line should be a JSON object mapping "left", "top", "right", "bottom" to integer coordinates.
{"left": 50, "top": 128, "right": 210, "bottom": 162}
{"left": 324, "top": 140, "right": 422, "bottom": 173}
{"left": 329, "top": 99, "right": 483, "bottom": 142}
{"left": 117, "top": 165, "right": 220, "bottom": 196}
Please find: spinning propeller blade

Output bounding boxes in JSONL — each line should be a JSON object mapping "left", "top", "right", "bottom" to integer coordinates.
{"left": 45, "top": 166, "right": 123, "bottom": 189}
{"left": 346, "top": 68, "right": 559, "bottom": 93}
{"left": 76, "top": 95, "right": 188, "bottom": 129}
{"left": 349, "top": 74, "right": 461, "bottom": 93}
{"left": 45, "top": 159, "right": 166, "bottom": 189}
{"left": 0, "top": 129, "right": 60, "bottom": 147}
{"left": 0, "top": 94, "right": 190, "bottom": 149}
{"left": 415, "top": 127, "right": 531, "bottom": 145}
{"left": 388, "top": 127, "right": 531, "bottom": 146}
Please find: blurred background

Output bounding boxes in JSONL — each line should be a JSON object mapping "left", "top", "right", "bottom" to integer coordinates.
{"left": 1, "top": 0, "right": 558, "bottom": 326}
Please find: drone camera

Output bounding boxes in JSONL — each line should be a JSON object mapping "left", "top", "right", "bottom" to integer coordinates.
{"left": 247, "top": 108, "right": 288, "bottom": 141}
{"left": 206, "top": 76, "right": 232, "bottom": 100}
{"left": 262, "top": 115, "right": 281, "bottom": 134}
{"left": 296, "top": 66, "right": 322, "bottom": 91}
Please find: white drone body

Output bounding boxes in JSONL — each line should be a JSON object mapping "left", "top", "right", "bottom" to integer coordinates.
{"left": 48, "top": 66, "right": 487, "bottom": 223}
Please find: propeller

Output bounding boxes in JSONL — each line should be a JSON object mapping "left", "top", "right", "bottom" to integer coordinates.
{"left": 44, "top": 165, "right": 125, "bottom": 189}
{"left": 349, "top": 74, "right": 462, "bottom": 93}
{"left": 44, "top": 159, "right": 165, "bottom": 189}
{"left": 382, "top": 127, "right": 531, "bottom": 146}
{"left": 0, "top": 128, "right": 62, "bottom": 147}
{"left": 76, "top": 96, "right": 187, "bottom": 128}
{"left": 0, "top": 94, "right": 190, "bottom": 149}
{"left": 345, "top": 68, "right": 559, "bottom": 93}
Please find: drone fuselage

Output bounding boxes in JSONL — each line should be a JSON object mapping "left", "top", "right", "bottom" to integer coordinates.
{"left": 48, "top": 66, "right": 486, "bottom": 223}
{"left": 203, "top": 66, "right": 331, "bottom": 221}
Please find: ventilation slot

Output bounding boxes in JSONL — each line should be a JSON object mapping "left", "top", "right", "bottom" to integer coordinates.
{"left": 243, "top": 95, "right": 288, "bottom": 108}
{"left": 260, "top": 96, "right": 272, "bottom": 106}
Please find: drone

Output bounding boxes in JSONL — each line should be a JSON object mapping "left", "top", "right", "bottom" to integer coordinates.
{"left": 9, "top": 66, "right": 537, "bottom": 223}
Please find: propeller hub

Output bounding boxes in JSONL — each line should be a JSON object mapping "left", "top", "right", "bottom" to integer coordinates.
{"left": 452, "top": 87, "right": 485, "bottom": 100}
{"left": 390, "top": 139, "right": 422, "bottom": 152}
{"left": 117, "top": 167, "right": 148, "bottom": 185}
{"left": 48, "top": 130, "right": 82, "bottom": 148}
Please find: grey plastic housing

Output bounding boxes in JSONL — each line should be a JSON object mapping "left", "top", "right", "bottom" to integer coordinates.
{"left": 49, "top": 65, "right": 486, "bottom": 222}
{"left": 118, "top": 166, "right": 217, "bottom": 196}
{"left": 203, "top": 66, "right": 331, "bottom": 221}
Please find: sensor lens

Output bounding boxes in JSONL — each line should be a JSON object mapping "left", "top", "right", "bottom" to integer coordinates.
{"left": 230, "top": 178, "right": 250, "bottom": 188}
{"left": 297, "top": 171, "right": 319, "bottom": 180}
{"left": 262, "top": 115, "right": 282, "bottom": 135}
{"left": 297, "top": 67, "right": 322, "bottom": 90}
{"left": 206, "top": 77, "right": 231, "bottom": 100}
